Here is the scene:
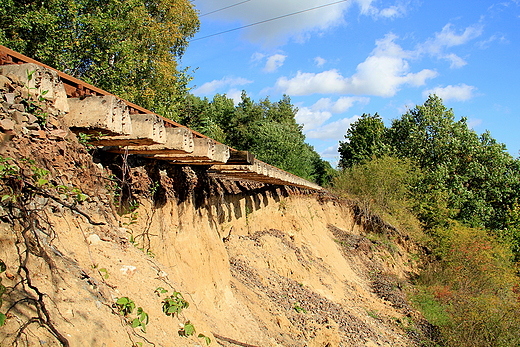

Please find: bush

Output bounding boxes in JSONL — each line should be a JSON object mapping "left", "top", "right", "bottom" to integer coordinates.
{"left": 413, "top": 223, "right": 520, "bottom": 347}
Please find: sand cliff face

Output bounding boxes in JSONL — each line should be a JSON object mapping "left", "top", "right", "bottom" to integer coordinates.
{"left": 0, "top": 136, "right": 422, "bottom": 347}
{"left": 0, "top": 66, "right": 424, "bottom": 347}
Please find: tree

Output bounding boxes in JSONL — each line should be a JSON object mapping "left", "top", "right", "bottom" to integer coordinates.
{"left": 387, "top": 95, "right": 520, "bottom": 230}
{"left": 176, "top": 92, "right": 335, "bottom": 185}
{"left": 338, "top": 113, "right": 388, "bottom": 169}
{"left": 0, "top": 0, "right": 199, "bottom": 118}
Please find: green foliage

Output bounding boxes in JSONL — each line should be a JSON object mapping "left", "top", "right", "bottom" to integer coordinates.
{"left": 333, "top": 156, "right": 420, "bottom": 219}
{"left": 337, "top": 95, "right": 520, "bottom": 234}
{"left": 198, "top": 333, "right": 212, "bottom": 346}
{"left": 1, "top": 0, "right": 199, "bottom": 119}
{"left": 338, "top": 113, "right": 388, "bottom": 169}
{"left": 388, "top": 95, "right": 520, "bottom": 230}
{"left": 115, "top": 297, "right": 148, "bottom": 333}
{"left": 131, "top": 307, "right": 149, "bottom": 333}
{"left": 414, "top": 224, "right": 520, "bottom": 347}
{"left": 293, "top": 302, "right": 307, "bottom": 314}
{"left": 177, "top": 92, "right": 334, "bottom": 185}
{"left": 178, "top": 321, "right": 195, "bottom": 337}
{"left": 0, "top": 259, "right": 6, "bottom": 327}
{"left": 162, "top": 291, "right": 189, "bottom": 317}
{"left": 115, "top": 297, "right": 136, "bottom": 317}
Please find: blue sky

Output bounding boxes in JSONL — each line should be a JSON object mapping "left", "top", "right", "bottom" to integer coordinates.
{"left": 182, "top": 0, "right": 520, "bottom": 165}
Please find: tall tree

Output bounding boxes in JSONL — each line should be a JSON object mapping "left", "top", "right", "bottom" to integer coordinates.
{"left": 0, "top": 0, "right": 199, "bottom": 118}
{"left": 338, "top": 113, "right": 388, "bottom": 169}
{"left": 337, "top": 95, "right": 520, "bottom": 231}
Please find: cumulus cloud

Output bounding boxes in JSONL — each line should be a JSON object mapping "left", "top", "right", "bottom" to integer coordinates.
{"left": 306, "top": 116, "right": 360, "bottom": 140}
{"left": 295, "top": 96, "right": 368, "bottom": 131}
{"left": 276, "top": 34, "right": 437, "bottom": 97}
{"left": 331, "top": 96, "right": 370, "bottom": 113}
{"left": 195, "top": 0, "right": 409, "bottom": 44}
{"left": 467, "top": 118, "right": 483, "bottom": 129}
{"left": 193, "top": 76, "right": 253, "bottom": 95}
{"left": 295, "top": 107, "right": 332, "bottom": 132}
{"left": 226, "top": 89, "right": 243, "bottom": 105}
{"left": 314, "top": 56, "right": 326, "bottom": 67}
{"left": 423, "top": 84, "right": 477, "bottom": 101}
{"left": 264, "top": 54, "right": 287, "bottom": 72}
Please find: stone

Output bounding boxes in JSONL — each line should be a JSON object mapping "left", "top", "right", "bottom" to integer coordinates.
{"left": 11, "top": 104, "right": 25, "bottom": 112}
{"left": 10, "top": 110, "right": 28, "bottom": 124}
{"left": 119, "top": 265, "right": 137, "bottom": 277}
{"left": 0, "top": 75, "right": 12, "bottom": 91}
{"left": 3, "top": 93, "right": 15, "bottom": 104}
{"left": 86, "top": 234, "right": 102, "bottom": 245}
{"left": 26, "top": 113, "right": 38, "bottom": 124}
{"left": 49, "top": 129, "right": 68, "bottom": 139}
{"left": 0, "top": 118, "right": 15, "bottom": 131}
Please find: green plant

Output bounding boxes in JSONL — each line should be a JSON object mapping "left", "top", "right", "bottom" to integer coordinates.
{"left": 149, "top": 181, "right": 160, "bottom": 197}
{"left": 0, "top": 259, "right": 7, "bottom": 326}
{"left": 245, "top": 206, "right": 251, "bottom": 225}
{"left": 115, "top": 297, "right": 148, "bottom": 333}
{"left": 278, "top": 199, "right": 287, "bottom": 212}
{"left": 366, "top": 310, "right": 380, "bottom": 320}
{"left": 115, "top": 297, "right": 136, "bottom": 316}
{"left": 293, "top": 302, "right": 307, "bottom": 314}
{"left": 198, "top": 333, "right": 211, "bottom": 345}
{"left": 154, "top": 287, "right": 168, "bottom": 296}
{"left": 178, "top": 321, "right": 195, "bottom": 337}
{"left": 162, "top": 291, "right": 189, "bottom": 317}
{"left": 131, "top": 307, "right": 149, "bottom": 333}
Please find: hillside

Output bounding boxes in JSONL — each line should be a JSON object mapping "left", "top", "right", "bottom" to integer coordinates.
{"left": 0, "top": 57, "right": 432, "bottom": 347}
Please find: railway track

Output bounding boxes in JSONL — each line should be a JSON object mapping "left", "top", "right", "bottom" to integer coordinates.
{"left": 0, "top": 45, "right": 322, "bottom": 191}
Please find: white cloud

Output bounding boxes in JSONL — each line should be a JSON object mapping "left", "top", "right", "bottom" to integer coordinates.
{"left": 314, "top": 56, "right": 326, "bottom": 67}
{"left": 444, "top": 53, "right": 467, "bottom": 69}
{"left": 195, "top": 0, "right": 410, "bottom": 44}
{"left": 356, "top": 0, "right": 408, "bottom": 19}
{"left": 321, "top": 145, "right": 341, "bottom": 159}
{"left": 467, "top": 118, "right": 483, "bottom": 129}
{"left": 250, "top": 52, "right": 266, "bottom": 63}
{"left": 276, "top": 34, "right": 437, "bottom": 97}
{"left": 193, "top": 76, "right": 253, "bottom": 95}
{"left": 423, "top": 84, "right": 477, "bottom": 101}
{"left": 295, "top": 96, "right": 368, "bottom": 131}
{"left": 433, "top": 23, "right": 484, "bottom": 48}
{"left": 477, "top": 34, "right": 508, "bottom": 49}
{"left": 295, "top": 107, "right": 332, "bottom": 132}
{"left": 226, "top": 89, "right": 243, "bottom": 105}
{"left": 306, "top": 116, "right": 360, "bottom": 140}
{"left": 331, "top": 96, "right": 370, "bottom": 113}
{"left": 420, "top": 23, "right": 483, "bottom": 68}
{"left": 263, "top": 54, "right": 287, "bottom": 72}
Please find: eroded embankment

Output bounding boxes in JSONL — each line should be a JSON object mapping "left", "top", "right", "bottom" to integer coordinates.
{"left": 0, "top": 65, "right": 430, "bottom": 347}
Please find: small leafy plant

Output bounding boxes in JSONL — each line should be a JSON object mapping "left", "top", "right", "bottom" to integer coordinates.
{"left": 162, "top": 291, "right": 189, "bottom": 317}
{"left": 0, "top": 259, "right": 7, "bottom": 326}
{"left": 198, "top": 333, "right": 212, "bottom": 346}
{"left": 293, "top": 302, "right": 307, "bottom": 314}
{"left": 115, "top": 297, "right": 149, "bottom": 333}
{"left": 178, "top": 321, "right": 195, "bottom": 337}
